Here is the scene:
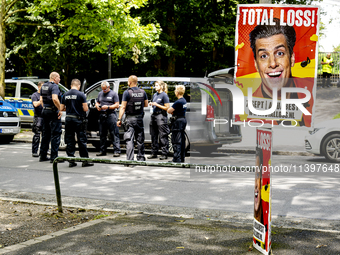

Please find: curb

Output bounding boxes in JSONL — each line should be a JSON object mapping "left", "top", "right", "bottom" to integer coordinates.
{"left": 217, "top": 148, "right": 313, "bottom": 156}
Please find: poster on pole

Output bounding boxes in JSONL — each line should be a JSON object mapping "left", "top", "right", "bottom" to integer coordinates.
{"left": 234, "top": 5, "right": 320, "bottom": 128}
{"left": 254, "top": 128, "right": 272, "bottom": 255}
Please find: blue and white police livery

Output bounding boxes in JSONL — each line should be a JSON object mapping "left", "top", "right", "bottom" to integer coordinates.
{"left": 0, "top": 96, "right": 20, "bottom": 143}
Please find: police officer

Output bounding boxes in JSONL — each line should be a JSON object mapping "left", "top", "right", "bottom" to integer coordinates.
{"left": 95, "top": 81, "right": 121, "bottom": 157}
{"left": 39, "top": 72, "right": 62, "bottom": 163}
{"left": 31, "top": 81, "right": 44, "bottom": 157}
{"left": 148, "top": 80, "right": 170, "bottom": 160}
{"left": 60, "top": 79, "right": 94, "bottom": 167}
{"left": 167, "top": 85, "right": 187, "bottom": 163}
{"left": 117, "top": 75, "right": 148, "bottom": 163}
{"left": 321, "top": 53, "right": 334, "bottom": 88}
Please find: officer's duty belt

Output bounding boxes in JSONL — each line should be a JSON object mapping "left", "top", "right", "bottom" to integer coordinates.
{"left": 99, "top": 111, "right": 113, "bottom": 115}
{"left": 43, "top": 107, "right": 54, "bottom": 110}
{"left": 152, "top": 112, "right": 166, "bottom": 116}
{"left": 126, "top": 114, "right": 143, "bottom": 117}
{"left": 66, "top": 115, "right": 82, "bottom": 120}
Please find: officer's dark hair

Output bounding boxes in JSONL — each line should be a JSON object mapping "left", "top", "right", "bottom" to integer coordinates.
{"left": 249, "top": 17, "right": 296, "bottom": 60}
{"left": 37, "top": 81, "right": 44, "bottom": 87}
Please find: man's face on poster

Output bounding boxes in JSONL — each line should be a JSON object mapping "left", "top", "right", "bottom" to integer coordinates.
{"left": 254, "top": 34, "right": 295, "bottom": 95}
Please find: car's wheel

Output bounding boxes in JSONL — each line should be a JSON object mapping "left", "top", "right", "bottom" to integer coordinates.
{"left": 321, "top": 134, "right": 340, "bottom": 162}
{"left": 168, "top": 132, "right": 190, "bottom": 155}
{"left": 59, "top": 129, "right": 67, "bottom": 150}
{"left": 0, "top": 135, "right": 14, "bottom": 144}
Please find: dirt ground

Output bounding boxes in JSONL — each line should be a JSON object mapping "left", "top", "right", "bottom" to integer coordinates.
{"left": 0, "top": 199, "right": 116, "bottom": 249}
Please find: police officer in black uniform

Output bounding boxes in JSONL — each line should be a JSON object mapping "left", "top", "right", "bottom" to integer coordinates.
{"left": 95, "top": 81, "right": 120, "bottom": 157}
{"left": 167, "top": 85, "right": 187, "bottom": 163}
{"left": 117, "top": 75, "right": 148, "bottom": 163}
{"left": 60, "top": 79, "right": 94, "bottom": 167}
{"left": 148, "top": 80, "right": 170, "bottom": 160}
{"left": 39, "top": 72, "right": 62, "bottom": 163}
{"left": 31, "top": 81, "right": 44, "bottom": 157}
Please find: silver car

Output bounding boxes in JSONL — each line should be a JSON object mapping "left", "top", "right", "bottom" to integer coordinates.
{"left": 305, "top": 118, "right": 340, "bottom": 162}
{"left": 84, "top": 75, "right": 241, "bottom": 155}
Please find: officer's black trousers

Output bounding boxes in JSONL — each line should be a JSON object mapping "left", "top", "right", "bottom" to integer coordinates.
{"left": 32, "top": 116, "right": 43, "bottom": 154}
{"left": 40, "top": 109, "right": 62, "bottom": 160}
{"left": 322, "top": 72, "right": 332, "bottom": 87}
{"left": 65, "top": 117, "right": 89, "bottom": 158}
{"left": 98, "top": 112, "right": 120, "bottom": 154}
{"left": 150, "top": 114, "right": 170, "bottom": 156}
{"left": 124, "top": 115, "right": 145, "bottom": 161}
{"left": 171, "top": 118, "right": 187, "bottom": 163}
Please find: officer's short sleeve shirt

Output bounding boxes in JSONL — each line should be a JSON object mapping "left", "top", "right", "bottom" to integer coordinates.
{"left": 97, "top": 90, "right": 119, "bottom": 107}
{"left": 31, "top": 91, "right": 43, "bottom": 116}
{"left": 172, "top": 97, "right": 187, "bottom": 117}
{"left": 62, "top": 89, "right": 87, "bottom": 117}
{"left": 152, "top": 92, "right": 170, "bottom": 113}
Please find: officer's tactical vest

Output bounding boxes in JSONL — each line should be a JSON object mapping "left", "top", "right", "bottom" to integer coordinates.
{"left": 322, "top": 57, "right": 333, "bottom": 73}
{"left": 125, "top": 88, "right": 145, "bottom": 115}
{"left": 41, "top": 82, "right": 54, "bottom": 106}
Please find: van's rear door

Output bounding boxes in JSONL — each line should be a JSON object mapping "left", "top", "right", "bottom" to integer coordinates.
{"left": 210, "top": 76, "right": 242, "bottom": 144}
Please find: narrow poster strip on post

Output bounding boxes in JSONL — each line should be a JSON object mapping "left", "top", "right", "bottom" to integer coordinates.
{"left": 235, "top": 5, "right": 320, "bottom": 128}
{"left": 254, "top": 128, "right": 272, "bottom": 254}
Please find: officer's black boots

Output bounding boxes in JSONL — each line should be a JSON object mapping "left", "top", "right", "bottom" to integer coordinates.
{"left": 82, "top": 162, "right": 94, "bottom": 167}
{"left": 69, "top": 162, "right": 77, "bottom": 168}
{"left": 147, "top": 154, "right": 157, "bottom": 159}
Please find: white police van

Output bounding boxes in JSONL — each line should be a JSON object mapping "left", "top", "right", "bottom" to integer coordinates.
{"left": 4, "top": 77, "right": 68, "bottom": 125}
{"left": 84, "top": 72, "right": 241, "bottom": 155}
{"left": 0, "top": 95, "right": 20, "bottom": 143}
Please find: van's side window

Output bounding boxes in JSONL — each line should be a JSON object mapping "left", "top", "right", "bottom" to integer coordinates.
{"left": 5, "top": 83, "right": 16, "bottom": 97}
{"left": 118, "top": 82, "right": 129, "bottom": 103}
{"left": 118, "top": 81, "right": 154, "bottom": 103}
{"left": 164, "top": 82, "right": 201, "bottom": 103}
{"left": 20, "top": 83, "right": 36, "bottom": 98}
{"left": 86, "top": 82, "right": 115, "bottom": 101}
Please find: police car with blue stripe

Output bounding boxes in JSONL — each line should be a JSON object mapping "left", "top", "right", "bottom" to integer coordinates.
{"left": 0, "top": 95, "right": 20, "bottom": 143}
{"left": 5, "top": 77, "right": 68, "bottom": 125}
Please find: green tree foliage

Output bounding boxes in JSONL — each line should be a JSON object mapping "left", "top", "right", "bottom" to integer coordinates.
{"left": 132, "top": 0, "right": 257, "bottom": 77}
{"left": 0, "top": 0, "right": 160, "bottom": 96}
{"left": 333, "top": 44, "right": 340, "bottom": 52}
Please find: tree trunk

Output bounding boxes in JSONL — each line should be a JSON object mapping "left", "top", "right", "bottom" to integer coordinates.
{"left": 0, "top": 3, "right": 6, "bottom": 99}
{"left": 167, "top": 5, "right": 176, "bottom": 77}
